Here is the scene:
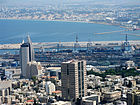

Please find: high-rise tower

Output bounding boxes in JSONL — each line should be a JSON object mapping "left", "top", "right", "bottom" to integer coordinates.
{"left": 26, "top": 35, "right": 34, "bottom": 61}
{"left": 20, "top": 35, "right": 34, "bottom": 78}
{"left": 61, "top": 60, "right": 87, "bottom": 101}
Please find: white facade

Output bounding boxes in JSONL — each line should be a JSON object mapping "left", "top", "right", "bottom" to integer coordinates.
{"left": 5, "top": 68, "right": 21, "bottom": 79}
{"left": 45, "top": 81, "right": 55, "bottom": 95}
{"left": 50, "top": 101, "right": 71, "bottom": 105}
{"left": 125, "top": 61, "right": 135, "bottom": 69}
{"left": 82, "top": 95, "right": 100, "bottom": 105}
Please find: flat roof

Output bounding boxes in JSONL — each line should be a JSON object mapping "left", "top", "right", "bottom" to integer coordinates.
{"left": 46, "top": 67, "right": 61, "bottom": 70}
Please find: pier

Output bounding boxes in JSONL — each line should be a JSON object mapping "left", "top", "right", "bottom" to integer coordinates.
{"left": 0, "top": 40, "right": 140, "bottom": 50}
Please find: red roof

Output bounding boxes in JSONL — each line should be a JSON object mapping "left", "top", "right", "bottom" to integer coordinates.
{"left": 47, "top": 76, "right": 57, "bottom": 79}
{"left": 52, "top": 90, "right": 61, "bottom": 94}
{"left": 27, "top": 100, "right": 34, "bottom": 102}
{"left": 42, "top": 76, "right": 47, "bottom": 78}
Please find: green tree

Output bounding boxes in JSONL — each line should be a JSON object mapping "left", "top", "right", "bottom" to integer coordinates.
{"left": 31, "top": 76, "right": 37, "bottom": 85}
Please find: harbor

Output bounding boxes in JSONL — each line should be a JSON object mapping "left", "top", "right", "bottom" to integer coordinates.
{"left": 0, "top": 40, "right": 140, "bottom": 50}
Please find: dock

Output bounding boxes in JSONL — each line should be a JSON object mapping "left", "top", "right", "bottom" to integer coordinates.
{"left": 0, "top": 40, "right": 140, "bottom": 50}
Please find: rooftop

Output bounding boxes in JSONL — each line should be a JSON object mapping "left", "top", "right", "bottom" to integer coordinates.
{"left": 52, "top": 90, "right": 61, "bottom": 94}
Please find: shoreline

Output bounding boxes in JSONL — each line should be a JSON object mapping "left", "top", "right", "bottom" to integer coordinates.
{"left": 0, "top": 18, "right": 123, "bottom": 28}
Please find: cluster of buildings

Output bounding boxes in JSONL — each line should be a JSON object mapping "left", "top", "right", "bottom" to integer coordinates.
{"left": 0, "top": 36, "right": 139, "bottom": 105}
{"left": 0, "top": 2, "right": 140, "bottom": 105}
{"left": 0, "top": 3, "right": 140, "bottom": 28}
{"left": 86, "top": 74, "right": 140, "bottom": 105}
{"left": 20, "top": 36, "right": 42, "bottom": 79}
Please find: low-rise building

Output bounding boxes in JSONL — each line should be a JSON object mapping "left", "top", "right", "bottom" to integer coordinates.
{"left": 81, "top": 94, "right": 100, "bottom": 105}
{"left": 5, "top": 68, "right": 21, "bottom": 79}
{"left": 26, "top": 61, "right": 42, "bottom": 78}
{"left": 103, "top": 91, "right": 121, "bottom": 102}
{"left": 50, "top": 101, "right": 71, "bottom": 105}
{"left": 45, "top": 81, "right": 55, "bottom": 95}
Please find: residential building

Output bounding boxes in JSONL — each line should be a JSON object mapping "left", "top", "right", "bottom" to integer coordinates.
{"left": 81, "top": 95, "right": 100, "bottom": 105}
{"left": 61, "top": 60, "right": 87, "bottom": 101}
{"left": 50, "top": 101, "right": 71, "bottom": 105}
{"left": 103, "top": 91, "right": 121, "bottom": 102}
{"left": 45, "top": 81, "right": 55, "bottom": 95}
{"left": 26, "top": 61, "right": 42, "bottom": 78}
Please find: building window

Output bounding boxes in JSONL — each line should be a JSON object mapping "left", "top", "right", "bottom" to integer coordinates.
{"left": 81, "top": 62, "right": 83, "bottom": 70}
{"left": 68, "top": 88, "right": 69, "bottom": 95}
{"left": 78, "top": 62, "right": 80, "bottom": 70}
{"left": 67, "top": 64, "right": 69, "bottom": 75}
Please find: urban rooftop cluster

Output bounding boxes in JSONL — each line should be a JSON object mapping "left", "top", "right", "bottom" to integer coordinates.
{"left": 0, "top": 4, "right": 140, "bottom": 29}
{"left": 0, "top": 36, "right": 140, "bottom": 105}
{"left": 0, "top": 2, "right": 140, "bottom": 105}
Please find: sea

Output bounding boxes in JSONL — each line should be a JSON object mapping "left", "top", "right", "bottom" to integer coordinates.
{"left": 0, "top": 19, "right": 140, "bottom": 54}
{"left": 1, "top": 19, "right": 140, "bottom": 44}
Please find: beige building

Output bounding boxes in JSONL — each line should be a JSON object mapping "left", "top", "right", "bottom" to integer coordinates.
{"left": 0, "top": 80, "right": 12, "bottom": 104}
{"left": 0, "top": 80, "right": 12, "bottom": 90}
{"left": 103, "top": 91, "right": 121, "bottom": 102}
{"left": 26, "top": 61, "right": 42, "bottom": 79}
{"left": 61, "top": 60, "right": 87, "bottom": 101}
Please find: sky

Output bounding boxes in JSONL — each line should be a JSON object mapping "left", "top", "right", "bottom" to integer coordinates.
{"left": 0, "top": 0, "right": 140, "bottom": 7}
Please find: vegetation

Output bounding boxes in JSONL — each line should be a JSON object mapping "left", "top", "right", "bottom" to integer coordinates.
{"left": 31, "top": 76, "right": 37, "bottom": 85}
{"left": 87, "top": 68, "right": 140, "bottom": 78}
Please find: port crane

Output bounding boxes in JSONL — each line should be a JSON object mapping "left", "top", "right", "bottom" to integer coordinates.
{"left": 94, "top": 30, "right": 140, "bottom": 44}
{"left": 120, "top": 33, "right": 140, "bottom": 46}
{"left": 94, "top": 26, "right": 140, "bottom": 51}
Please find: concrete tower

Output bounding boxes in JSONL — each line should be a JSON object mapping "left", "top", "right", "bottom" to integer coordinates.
{"left": 27, "top": 35, "right": 34, "bottom": 61}
{"left": 20, "top": 35, "right": 34, "bottom": 78}
{"left": 61, "top": 60, "right": 87, "bottom": 101}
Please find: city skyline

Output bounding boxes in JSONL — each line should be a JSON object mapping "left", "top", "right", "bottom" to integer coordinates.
{"left": 0, "top": 0, "right": 140, "bottom": 105}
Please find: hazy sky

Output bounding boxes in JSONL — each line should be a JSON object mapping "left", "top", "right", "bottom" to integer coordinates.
{"left": 0, "top": 0, "right": 140, "bottom": 7}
